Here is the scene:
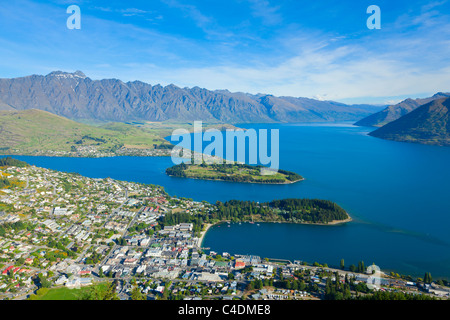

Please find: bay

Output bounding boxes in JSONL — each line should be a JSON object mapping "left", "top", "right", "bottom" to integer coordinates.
{"left": 4, "top": 123, "right": 450, "bottom": 278}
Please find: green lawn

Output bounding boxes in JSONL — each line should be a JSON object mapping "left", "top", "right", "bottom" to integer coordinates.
{"left": 167, "top": 163, "right": 303, "bottom": 184}
{"left": 29, "top": 283, "right": 110, "bottom": 300}
{"left": 0, "top": 109, "right": 171, "bottom": 154}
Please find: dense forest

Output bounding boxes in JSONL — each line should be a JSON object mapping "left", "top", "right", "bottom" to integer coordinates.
{"left": 165, "top": 163, "right": 188, "bottom": 177}
{"left": 213, "top": 199, "right": 349, "bottom": 224}
{"left": 268, "top": 199, "right": 349, "bottom": 223}
{"left": 0, "top": 157, "right": 29, "bottom": 167}
{"left": 159, "top": 198, "right": 350, "bottom": 233}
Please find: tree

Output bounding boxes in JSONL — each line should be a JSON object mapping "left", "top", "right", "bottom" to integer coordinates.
{"left": 340, "top": 259, "right": 345, "bottom": 270}
{"left": 38, "top": 273, "right": 52, "bottom": 288}
{"left": 357, "top": 261, "right": 365, "bottom": 273}
{"left": 80, "top": 282, "right": 119, "bottom": 300}
{"left": 424, "top": 272, "right": 432, "bottom": 284}
{"left": 131, "top": 284, "right": 145, "bottom": 300}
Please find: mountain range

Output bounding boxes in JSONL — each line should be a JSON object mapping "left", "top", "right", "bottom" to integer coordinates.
{"left": 369, "top": 98, "right": 450, "bottom": 146}
{"left": 0, "top": 71, "right": 382, "bottom": 123}
{"left": 354, "top": 92, "right": 450, "bottom": 127}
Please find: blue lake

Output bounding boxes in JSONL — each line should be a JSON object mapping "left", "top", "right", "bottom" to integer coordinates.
{"left": 4, "top": 123, "right": 450, "bottom": 278}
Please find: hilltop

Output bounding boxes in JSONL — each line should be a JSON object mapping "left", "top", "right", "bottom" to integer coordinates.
{"left": 354, "top": 92, "right": 450, "bottom": 127}
{"left": 369, "top": 98, "right": 450, "bottom": 146}
{"left": 0, "top": 109, "right": 172, "bottom": 157}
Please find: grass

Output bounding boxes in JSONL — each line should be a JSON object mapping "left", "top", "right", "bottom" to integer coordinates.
{"left": 185, "top": 166, "right": 289, "bottom": 181}
{"left": 168, "top": 163, "right": 303, "bottom": 184}
{"left": 0, "top": 110, "right": 240, "bottom": 155}
{"left": 0, "top": 109, "right": 171, "bottom": 154}
{"left": 29, "top": 286, "right": 85, "bottom": 300}
{"left": 28, "top": 283, "right": 110, "bottom": 300}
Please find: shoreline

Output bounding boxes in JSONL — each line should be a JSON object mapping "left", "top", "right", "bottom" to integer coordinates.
{"left": 199, "top": 214, "right": 352, "bottom": 248}
{"left": 197, "top": 223, "right": 213, "bottom": 248}
{"left": 0, "top": 153, "right": 172, "bottom": 159}
{"left": 212, "top": 215, "right": 353, "bottom": 227}
{"left": 310, "top": 216, "right": 353, "bottom": 226}
{"left": 167, "top": 174, "right": 304, "bottom": 185}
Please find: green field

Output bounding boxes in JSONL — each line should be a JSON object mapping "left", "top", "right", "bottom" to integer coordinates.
{"left": 0, "top": 109, "right": 172, "bottom": 154}
{"left": 29, "top": 286, "right": 89, "bottom": 300}
{"left": 0, "top": 110, "right": 241, "bottom": 156}
{"left": 28, "top": 283, "right": 112, "bottom": 300}
{"left": 166, "top": 163, "right": 304, "bottom": 184}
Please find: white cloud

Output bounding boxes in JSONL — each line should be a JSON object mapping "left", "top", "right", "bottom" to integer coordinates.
{"left": 2, "top": 0, "right": 450, "bottom": 105}
{"left": 247, "top": 0, "right": 282, "bottom": 25}
{"left": 111, "top": 34, "right": 450, "bottom": 104}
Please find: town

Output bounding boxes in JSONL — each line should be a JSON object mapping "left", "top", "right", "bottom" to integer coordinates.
{"left": 6, "top": 144, "right": 173, "bottom": 158}
{"left": 0, "top": 160, "right": 449, "bottom": 300}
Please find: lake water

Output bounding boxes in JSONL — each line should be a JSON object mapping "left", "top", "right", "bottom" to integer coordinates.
{"left": 4, "top": 123, "right": 450, "bottom": 278}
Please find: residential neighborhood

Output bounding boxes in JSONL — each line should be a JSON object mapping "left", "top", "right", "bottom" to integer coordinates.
{"left": 0, "top": 163, "right": 449, "bottom": 300}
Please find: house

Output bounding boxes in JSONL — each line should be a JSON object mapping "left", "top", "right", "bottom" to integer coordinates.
{"left": 66, "top": 277, "right": 93, "bottom": 288}
{"left": 123, "top": 258, "right": 138, "bottom": 265}
{"left": 234, "top": 260, "right": 245, "bottom": 269}
{"left": 2, "top": 265, "right": 14, "bottom": 275}
{"left": 55, "top": 275, "right": 68, "bottom": 285}
{"left": 179, "top": 223, "right": 193, "bottom": 232}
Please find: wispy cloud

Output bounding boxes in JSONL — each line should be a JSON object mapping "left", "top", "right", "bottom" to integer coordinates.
{"left": 247, "top": 0, "right": 282, "bottom": 25}
{"left": 0, "top": 0, "right": 449, "bottom": 104}
{"left": 161, "top": 0, "right": 211, "bottom": 29}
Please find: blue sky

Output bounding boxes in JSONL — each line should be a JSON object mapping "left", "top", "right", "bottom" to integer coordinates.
{"left": 0, "top": 0, "right": 450, "bottom": 104}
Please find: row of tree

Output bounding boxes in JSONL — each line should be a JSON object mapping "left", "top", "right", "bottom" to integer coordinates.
{"left": 0, "top": 157, "right": 29, "bottom": 167}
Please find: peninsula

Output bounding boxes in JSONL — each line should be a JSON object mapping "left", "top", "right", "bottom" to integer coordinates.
{"left": 165, "top": 163, "right": 304, "bottom": 184}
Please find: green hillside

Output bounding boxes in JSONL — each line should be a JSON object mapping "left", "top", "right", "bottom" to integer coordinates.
{"left": 0, "top": 109, "right": 172, "bottom": 156}
{"left": 166, "top": 162, "right": 304, "bottom": 184}
{"left": 369, "top": 98, "right": 450, "bottom": 146}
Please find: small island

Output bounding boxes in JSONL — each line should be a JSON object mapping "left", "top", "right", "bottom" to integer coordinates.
{"left": 166, "top": 162, "right": 304, "bottom": 184}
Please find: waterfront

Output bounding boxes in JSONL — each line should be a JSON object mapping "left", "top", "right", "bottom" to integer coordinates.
{"left": 4, "top": 122, "right": 450, "bottom": 278}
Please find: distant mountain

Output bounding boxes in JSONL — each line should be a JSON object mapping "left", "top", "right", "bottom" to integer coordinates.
{"left": 354, "top": 92, "right": 450, "bottom": 127}
{"left": 369, "top": 98, "right": 450, "bottom": 146}
{"left": 0, "top": 71, "right": 382, "bottom": 123}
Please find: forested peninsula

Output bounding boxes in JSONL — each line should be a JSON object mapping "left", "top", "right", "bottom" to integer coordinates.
{"left": 160, "top": 198, "right": 352, "bottom": 234}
